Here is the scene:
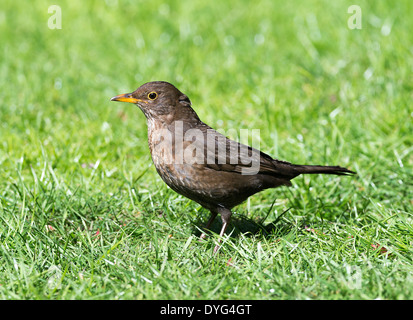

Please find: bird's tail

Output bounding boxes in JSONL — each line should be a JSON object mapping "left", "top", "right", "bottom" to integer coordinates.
{"left": 293, "top": 164, "right": 355, "bottom": 176}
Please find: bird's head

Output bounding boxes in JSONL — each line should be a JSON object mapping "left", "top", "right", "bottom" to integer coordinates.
{"left": 111, "top": 81, "right": 196, "bottom": 122}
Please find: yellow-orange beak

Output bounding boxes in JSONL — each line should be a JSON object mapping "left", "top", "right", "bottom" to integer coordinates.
{"left": 110, "top": 93, "right": 141, "bottom": 104}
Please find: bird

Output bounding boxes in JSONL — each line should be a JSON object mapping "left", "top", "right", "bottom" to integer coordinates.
{"left": 111, "top": 81, "right": 355, "bottom": 253}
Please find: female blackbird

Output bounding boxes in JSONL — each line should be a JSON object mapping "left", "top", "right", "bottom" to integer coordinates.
{"left": 111, "top": 81, "right": 354, "bottom": 252}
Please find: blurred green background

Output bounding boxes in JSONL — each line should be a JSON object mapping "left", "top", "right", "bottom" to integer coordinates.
{"left": 0, "top": 0, "right": 412, "bottom": 299}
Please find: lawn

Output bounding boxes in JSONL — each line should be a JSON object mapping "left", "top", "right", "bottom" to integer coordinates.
{"left": 0, "top": 0, "right": 412, "bottom": 300}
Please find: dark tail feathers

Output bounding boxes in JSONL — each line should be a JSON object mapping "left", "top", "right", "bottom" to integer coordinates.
{"left": 294, "top": 165, "right": 355, "bottom": 176}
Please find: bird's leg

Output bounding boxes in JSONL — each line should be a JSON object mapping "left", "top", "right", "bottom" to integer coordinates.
{"left": 213, "top": 208, "right": 232, "bottom": 253}
{"left": 200, "top": 210, "right": 218, "bottom": 240}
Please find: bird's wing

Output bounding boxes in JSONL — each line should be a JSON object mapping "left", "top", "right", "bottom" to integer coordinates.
{"left": 190, "top": 122, "right": 299, "bottom": 178}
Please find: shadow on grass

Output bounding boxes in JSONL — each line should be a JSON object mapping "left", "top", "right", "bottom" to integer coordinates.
{"left": 192, "top": 208, "right": 294, "bottom": 240}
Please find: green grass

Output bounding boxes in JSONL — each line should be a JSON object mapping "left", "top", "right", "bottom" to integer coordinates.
{"left": 0, "top": 0, "right": 412, "bottom": 299}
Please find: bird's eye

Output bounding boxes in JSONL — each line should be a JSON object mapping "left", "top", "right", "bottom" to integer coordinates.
{"left": 148, "top": 92, "right": 158, "bottom": 100}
